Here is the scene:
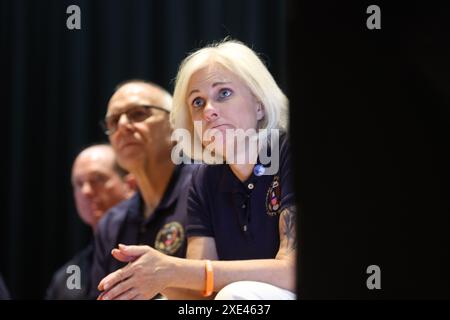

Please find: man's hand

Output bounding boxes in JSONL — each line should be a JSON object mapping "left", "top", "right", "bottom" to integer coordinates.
{"left": 97, "top": 244, "right": 172, "bottom": 300}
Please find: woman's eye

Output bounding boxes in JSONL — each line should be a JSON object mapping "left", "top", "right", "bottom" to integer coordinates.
{"left": 192, "top": 97, "right": 205, "bottom": 108}
{"left": 218, "top": 88, "right": 232, "bottom": 99}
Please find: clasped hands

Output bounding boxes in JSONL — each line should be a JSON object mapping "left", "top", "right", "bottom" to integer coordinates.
{"left": 97, "top": 244, "right": 171, "bottom": 300}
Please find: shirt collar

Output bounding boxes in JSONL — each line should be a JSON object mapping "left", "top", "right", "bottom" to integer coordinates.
{"left": 156, "top": 164, "right": 185, "bottom": 210}
{"left": 218, "top": 164, "right": 261, "bottom": 193}
{"left": 218, "top": 131, "right": 287, "bottom": 193}
{"left": 126, "top": 191, "right": 144, "bottom": 221}
{"left": 126, "top": 165, "right": 184, "bottom": 221}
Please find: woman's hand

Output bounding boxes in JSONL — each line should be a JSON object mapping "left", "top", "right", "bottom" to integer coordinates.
{"left": 97, "top": 244, "right": 172, "bottom": 300}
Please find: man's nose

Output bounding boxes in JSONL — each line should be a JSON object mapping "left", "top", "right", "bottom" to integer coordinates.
{"left": 117, "top": 113, "right": 131, "bottom": 129}
{"left": 81, "top": 182, "right": 94, "bottom": 196}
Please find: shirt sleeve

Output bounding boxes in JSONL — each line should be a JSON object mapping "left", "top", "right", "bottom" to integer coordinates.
{"left": 89, "top": 217, "right": 112, "bottom": 299}
{"left": 185, "top": 165, "right": 215, "bottom": 238}
{"left": 45, "top": 266, "right": 64, "bottom": 300}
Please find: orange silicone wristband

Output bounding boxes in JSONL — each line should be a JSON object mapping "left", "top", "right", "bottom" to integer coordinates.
{"left": 202, "top": 260, "right": 214, "bottom": 297}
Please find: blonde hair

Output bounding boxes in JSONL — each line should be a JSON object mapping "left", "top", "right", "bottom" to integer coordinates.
{"left": 170, "top": 39, "right": 289, "bottom": 158}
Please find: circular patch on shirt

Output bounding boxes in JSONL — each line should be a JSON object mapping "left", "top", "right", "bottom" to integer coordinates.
{"left": 266, "top": 175, "right": 281, "bottom": 216}
{"left": 154, "top": 222, "right": 185, "bottom": 255}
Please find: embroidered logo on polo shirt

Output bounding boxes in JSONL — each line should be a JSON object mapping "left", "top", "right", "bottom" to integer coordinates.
{"left": 266, "top": 175, "right": 281, "bottom": 216}
{"left": 155, "top": 222, "right": 185, "bottom": 255}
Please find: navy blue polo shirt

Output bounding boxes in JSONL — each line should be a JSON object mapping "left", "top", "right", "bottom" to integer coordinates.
{"left": 186, "top": 132, "right": 295, "bottom": 260}
{"left": 46, "top": 242, "right": 93, "bottom": 300}
{"left": 90, "top": 164, "right": 196, "bottom": 298}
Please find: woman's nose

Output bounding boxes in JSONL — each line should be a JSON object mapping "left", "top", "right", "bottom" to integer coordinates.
{"left": 203, "top": 102, "right": 219, "bottom": 122}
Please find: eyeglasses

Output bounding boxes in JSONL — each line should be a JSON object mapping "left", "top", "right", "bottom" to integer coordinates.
{"left": 100, "top": 105, "right": 169, "bottom": 135}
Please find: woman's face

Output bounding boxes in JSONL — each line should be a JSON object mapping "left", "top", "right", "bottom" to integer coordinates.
{"left": 186, "top": 63, "right": 264, "bottom": 155}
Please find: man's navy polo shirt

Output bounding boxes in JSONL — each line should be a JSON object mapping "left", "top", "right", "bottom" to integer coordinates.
{"left": 90, "top": 163, "right": 196, "bottom": 298}
{"left": 186, "top": 132, "right": 295, "bottom": 260}
{"left": 46, "top": 242, "right": 93, "bottom": 299}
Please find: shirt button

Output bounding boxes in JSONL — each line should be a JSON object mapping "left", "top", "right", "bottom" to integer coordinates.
{"left": 248, "top": 183, "right": 254, "bottom": 190}
{"left": 241, "top": 204, "right": 246, "bottom": 209}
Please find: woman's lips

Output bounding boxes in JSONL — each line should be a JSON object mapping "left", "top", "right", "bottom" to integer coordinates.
{"left": 210, "top": 124, "right": 232, "bottom": 130}
{"left": 119, "top": 141, "right": 140, "bottom": 150}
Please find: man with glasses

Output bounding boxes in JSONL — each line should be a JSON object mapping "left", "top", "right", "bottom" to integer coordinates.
{"left": 90, "top": 80, "right": 196, "bottom": 299}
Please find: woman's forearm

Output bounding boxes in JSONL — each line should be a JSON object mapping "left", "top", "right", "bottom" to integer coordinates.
{"left": 166, "top": 256, "right": 296, "bottom": 294}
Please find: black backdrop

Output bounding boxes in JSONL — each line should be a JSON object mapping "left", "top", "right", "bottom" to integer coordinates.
{"left": 290, "top": 1, "right": 450, "bottom": 299}
{"left": 2, "top": 0, "right": 450, "bottom": 300}
{"left": 1, "top": 0, "right": 287, "bottom": 299}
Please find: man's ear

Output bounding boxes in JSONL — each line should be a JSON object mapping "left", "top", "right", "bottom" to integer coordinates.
{"left": 124, "top": 173, "right": 137, "bottom": 197}
{"left": 256, "top": 102, "right": 265, "bottom": 121}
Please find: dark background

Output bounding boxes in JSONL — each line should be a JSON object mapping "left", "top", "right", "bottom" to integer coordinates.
{"left": 1, "top": 0, "right": 450, "bottom": 299}
{"left": 0, "top": 0, "right": 287, "bottom": 299}
{"left": 290, "top": 1, "right": 450, "bottom": 298}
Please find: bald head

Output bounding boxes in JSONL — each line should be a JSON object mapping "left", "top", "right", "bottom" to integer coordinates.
{"left": 73, "top": 145, "right": 116, "bottom": 173}
{"left": 108, "top": 81, "right": 172, "bottom": 114}
{"left": 72, "top": 144, "right": 133, "bottom": 230}
{"left": 105, "top": 80, "right": 175, "bottom": 173}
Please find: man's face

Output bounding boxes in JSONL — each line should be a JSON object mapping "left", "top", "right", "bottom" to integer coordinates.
{"left": 106, "top": 83, "right": 172, "bottom": 171}
{"left": 72, "top": 146, "right": 130, "bottom": 229}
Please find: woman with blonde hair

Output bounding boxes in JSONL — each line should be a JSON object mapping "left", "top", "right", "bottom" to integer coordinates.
{"left": 97, "top": 39, "right": 297, "bottom": 300}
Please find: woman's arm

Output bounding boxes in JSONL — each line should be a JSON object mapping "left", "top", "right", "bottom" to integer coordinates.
{"left": 161, "top": 236, "right": 219, "bottom": 300}
{"left": 97, "top": 207, "right": 297, "bottom": 300}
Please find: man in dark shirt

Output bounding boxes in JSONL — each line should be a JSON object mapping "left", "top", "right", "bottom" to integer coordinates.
{"left": 46, "top": 144, "right": 135, "bottom": 299}
{"left": 90, "top": 80, "right": 196, "bottom": 299}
